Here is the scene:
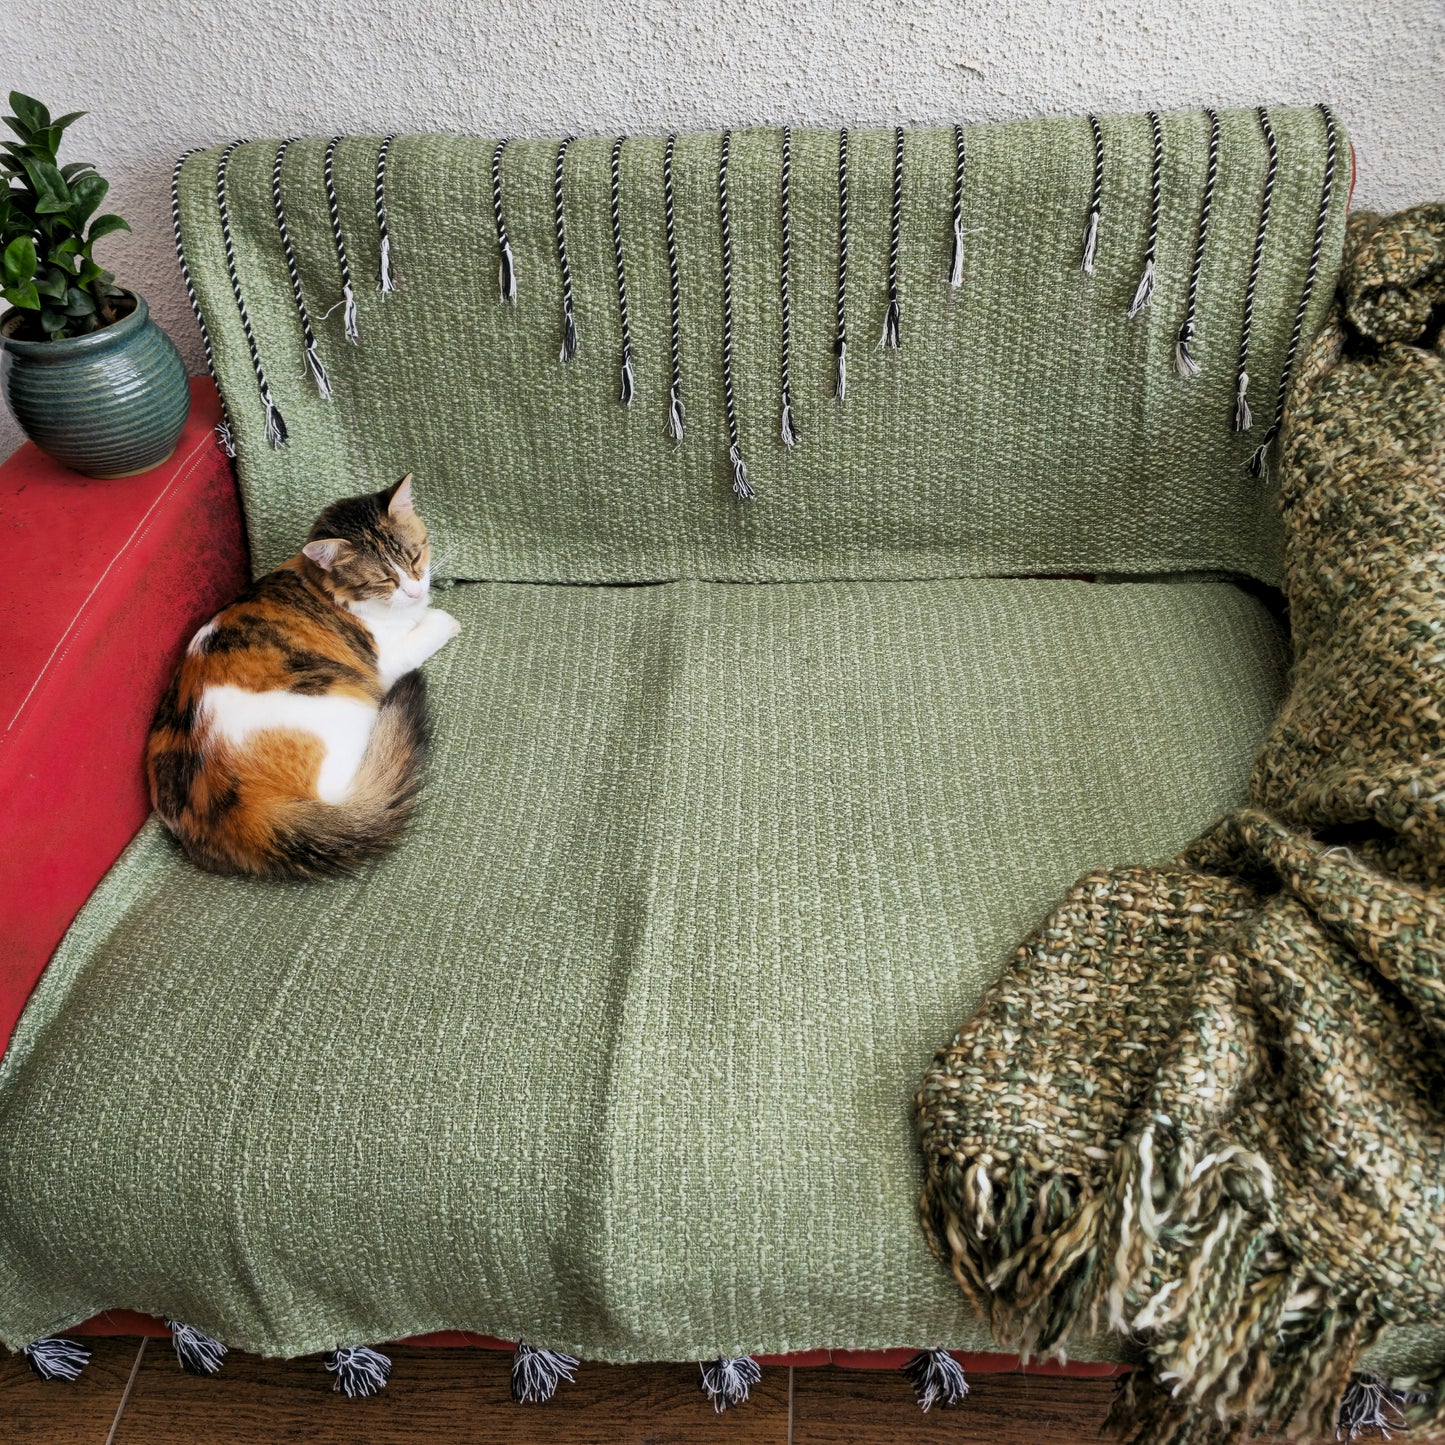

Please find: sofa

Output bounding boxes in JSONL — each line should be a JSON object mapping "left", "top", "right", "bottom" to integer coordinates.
{"left": 4, "top": 104, "right": 1440, "bottom": 1403}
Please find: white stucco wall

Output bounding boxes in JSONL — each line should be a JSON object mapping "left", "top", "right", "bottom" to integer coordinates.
{"left": 6, "top": 0, "right": 1442, "bottom": 462}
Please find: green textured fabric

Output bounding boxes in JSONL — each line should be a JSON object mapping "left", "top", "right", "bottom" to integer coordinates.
{"left": 1, "top": 576, "right": 1300, "bottom": 1361}
{"left": 175, "top": 109, "right": 1345, "bottom": 585}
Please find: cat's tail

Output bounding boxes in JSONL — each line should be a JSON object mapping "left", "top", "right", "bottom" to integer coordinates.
{"left": 272, "top": 670, "right": 430, "bottom": 877}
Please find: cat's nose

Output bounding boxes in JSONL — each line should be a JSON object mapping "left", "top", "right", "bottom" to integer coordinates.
{"left": 400, "top": 578, "right": 423, "bottom": 598}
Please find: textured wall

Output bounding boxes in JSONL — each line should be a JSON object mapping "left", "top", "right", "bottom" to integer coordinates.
{"left": 5, "top": 0, "right": 1442, "bottom": 462}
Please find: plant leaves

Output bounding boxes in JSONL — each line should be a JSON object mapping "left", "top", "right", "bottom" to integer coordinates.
{"left": 20, "top": 156, "right": 70, "bottom": 214}
{"left": 50, "top": 111, "right": 86, "bottom": 133}
{"left": 60, "top": 160, "right": 96, "bottom": 181}
{"left": 39, "top": 306, "right": 68, "bottom": 333}
{"left": 67, "top": 172, "right": 107, "bottom": 225}
{"left": 9, "top": 93, "right": 50, "bottom": 134}
{"left": 35, "top": 264, "right": 69, "bottom": 299}
{"left": 62, "top": 285, "right": 95, "bottom": 316}
{"left": 86, "top": 213, "right": 129, "bottom": 243}
{"left": 3, "top": 116, "right": 33, "bottom": 144}
{"left": 2, "top": 233, "right": 36, "bottom": 285}
{"left": 2, "top": 280, "right": 40, "bottom": 309}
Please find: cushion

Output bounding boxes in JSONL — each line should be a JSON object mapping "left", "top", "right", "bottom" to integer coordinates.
{"left": 173, "top": 109, "right": 1346, "bottom": 585}
{"left": 0, "top": 574, "right": 1293, "bottom": 1360}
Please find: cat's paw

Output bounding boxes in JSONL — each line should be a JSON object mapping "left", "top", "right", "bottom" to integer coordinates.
{"left": 431, "top": 609, "right": 462, "bottom": 642}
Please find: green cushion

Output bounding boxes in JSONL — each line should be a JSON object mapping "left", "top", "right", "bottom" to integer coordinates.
{"left": 175, "top": 109, "right": 1346, "bottom": 586}
{"left": 1, "top": 576, "right": 1295, "bottom": 1360}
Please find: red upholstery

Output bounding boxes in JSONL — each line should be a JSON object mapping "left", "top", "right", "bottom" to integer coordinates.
{"left": 0, "top": 379, "right": 248, "bottom": 1060}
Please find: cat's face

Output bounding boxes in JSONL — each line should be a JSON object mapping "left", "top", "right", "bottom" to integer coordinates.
{"left": 301, "top": 475, "right": 432, "bottom": 615}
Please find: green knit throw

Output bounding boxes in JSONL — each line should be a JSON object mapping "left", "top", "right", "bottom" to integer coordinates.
{"left": 915, "top": 205, "right": 1445, "bottom": 1443}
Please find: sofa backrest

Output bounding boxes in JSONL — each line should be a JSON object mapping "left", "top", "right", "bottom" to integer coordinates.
{"left": 176, "top": 107, "right": 1346, "bottom": 585}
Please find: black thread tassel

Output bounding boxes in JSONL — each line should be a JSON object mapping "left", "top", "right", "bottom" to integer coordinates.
{"left": 492, "top": 138, "right": 517, "bottom": 302}
{"left": 22, "top": 1337, "right": 91, "bottom": 1382}
{"left": 663, "top": 132, "right": 685, "bottom": 441}
{"left": 323, "top": 136, "right": 360, "bottom": 346}
{"left": 167, "top": 1319, "right": 228, "bottom": 1376}
{"left": 1249, "top": 102, "right": 1337, "bottom": 480}
{"left": 375, "top": 134, "right": 397, "bottom": 295}
{"left": 324, "top": 1345, "right": 392, "bottom": 1397}
{"left": 1127, "top": 111, "right": 1163, "bottom": 318}
{"left": 1336, "top": 1372, "right": 1421, "bottom": 1440}
{"left": 1175, "top": 108, "right": 1219, "bottom": 377}
{"left": 1234, "top": 106, "right": 1278, "bottom": 433}
{"left": 834, "top": 127, "right": 849, "bottom": 400}
{"left": 879, "top": 125, "right": 903, "bottom": 350}
{"left": 903, "top": 1349, "right": 968, "bottom": 1412}
{"left": 949, "top": 122, "right": 965, "bottom": 288}
{"left": 718, "top": 130, "right": 753, "bottom": 500}
{"left": 779, "top": 125, "right": 798, "bottom": 447}
{"left": 272, "top": 138, "right": 332, "bottom": 399}
{"left": 217, "top": 140, "right": 288, "bottom": 449}
{"left": 699, "top": 1356, "right": 761, "bottom": 1412}
{"left": 609, "top": 135, "right": 635, "bottom": 406}
{"left": 511, "top": 1342, "right": 579, "bottom": 1403}
{"left": 1081, "top": 114, "right": 1104, "bottom": 274}
{"left": 171, "top": 148, "right": 237, "bottom": 455}
{"left": 554, "top": 136, "right": 579, "bottom": 363}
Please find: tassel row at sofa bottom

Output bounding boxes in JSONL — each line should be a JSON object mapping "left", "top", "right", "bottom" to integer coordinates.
{"left": 19, "top": 1329, "right": 1417, "bottom": 1432}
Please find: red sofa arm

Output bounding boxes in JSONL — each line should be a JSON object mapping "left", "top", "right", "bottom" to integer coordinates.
{"left": 0, "top": 378, "right": 248, "bottom": 1059}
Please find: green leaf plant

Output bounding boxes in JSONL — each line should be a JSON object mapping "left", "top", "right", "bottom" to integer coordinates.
{"left": 1, "top": 91, "right": 131, "bottom": 340}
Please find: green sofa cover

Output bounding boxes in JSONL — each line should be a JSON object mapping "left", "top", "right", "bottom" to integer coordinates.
{"left": 12, "top": 107, "right": 1435, "bottom": 1375}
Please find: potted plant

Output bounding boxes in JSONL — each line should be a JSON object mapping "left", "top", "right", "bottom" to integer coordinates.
{"left": 1, "top": 91, "right": 189, "bottom": 478}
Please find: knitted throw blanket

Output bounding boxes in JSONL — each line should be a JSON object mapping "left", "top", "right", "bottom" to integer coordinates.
{"left": 916, "top": 204, "right": 1445, "bottom": 1445}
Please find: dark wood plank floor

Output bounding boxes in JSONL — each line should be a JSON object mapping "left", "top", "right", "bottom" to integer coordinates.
{"left": 5, "top": 1340, "right": 1441, "bottom": 1443}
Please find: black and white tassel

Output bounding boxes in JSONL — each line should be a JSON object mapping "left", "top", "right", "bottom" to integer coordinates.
{"left": 324, "top": 1344, "right": 392, "bottom": 1397}
{"left": 553, "top": 136, "right": 579, "bottom": 364}
{"left": 663, "top": 133, "right": 685, "bottom": 442}
{"left": 718, "top": 130, "right": 752, "bottom": 500}
{"left": 949, "top": 123, "right": 965, "bottom": 288}
{"left": 374, "top": 133, "right": 398, "bottom": 295}
{"left": 271, "top": 139, "right": 332, "bottom": 399}
{"left": 609, "top": 135, "right": 635, "bottom": 406}
{"left": 1127, "top": 111, "right": 1163, "bottom": 318}
{"left": 878, "top": 125, "right": 902, "bottom": 350}
{"left": 171, "top": 148, "right": 237, "bottom": 455}
{"left": 778, "top": 125, "right": 797, "bottom": 447}
{"left": 1080, "top": 114, "right": 1104, "bottom": 275}
{"left": 903, "top": 1349, "right": 969, "bottom": 1412}
{"left": 323, "top": 136, "right": 360, "bottom": 345}
{"left": 1336, "top": 1371, "right": 1421, "bottom": 1440}
{"left": 510, "top": 1342, "right": 579, "bottom": 1403}
{"left": 21, "top": 1337, "right": 91, "bottom": 1382}
{"left": 217, "top": 140, "right": 288, "bottom": 449}
{"left": 491, "top": 138, "right": 517, "bottom": 302}
{"left": 699, "top": 1356, "right": 761, "bottom": 1412}
{"left": 166, "top": 1319, "right": 228, "bottom": 1376}
{"left": 834, "top": 127, "right": 849, "bottom": 400}
{"left": 1175, "top": 108, "right": 1219, "bottom": 377}
{"left": 1234, "top": 105, "right": 1278, "bottom": 434}
{"left": 1249, "top": 102, "right": 1337, "bottom": 480}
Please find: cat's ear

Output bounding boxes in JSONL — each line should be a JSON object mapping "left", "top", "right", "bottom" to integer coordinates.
{"left": 386, "top": 473, "right": 415, "bottom": 519}
{"left": 303, "top": 538, "right": 351, "bottom": 571}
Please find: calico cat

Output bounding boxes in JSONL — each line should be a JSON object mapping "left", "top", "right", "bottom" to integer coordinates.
{"left": 147, "top": 474, "right": 460, "bottom": 879}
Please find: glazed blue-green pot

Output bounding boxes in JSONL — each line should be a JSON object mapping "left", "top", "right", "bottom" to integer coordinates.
{"left": 0, "top": 292, "right": 190, "bottom": 478}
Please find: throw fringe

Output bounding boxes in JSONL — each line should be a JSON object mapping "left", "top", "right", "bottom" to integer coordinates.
{"left": 491, "top": 138, "right": 517, "bottom": 302}
{"left": 834, "top": 128, "right": 849, "bottom": 400}
{"left": 663, "top": 133, "right": 685, "bottom": 442}
{"left": 879, "top": 125, "right": 903, "bottom": 350}
{"left": 949, "top": 122, "right": 965, "bottom": 288}
{"left": 903, "top": 1349, "right": 968, "bottom": 1411}
{"left": 1080, "top": 114, "right": 1104, "bottom": 275}
{"left": 374, "top": 135, "right": 398, "bottom": 294}
{"left": 22, "top": 1337, "right": 91, "bottom": 1382}
{"left": 325, "top": 1344, "right": 392, "bottom": 1397}
{"left": 511, "top": 1342, "right": 579, "bottom": 1403}
{"left": 919, "top": 1121, "right": 1393, "bottom": 1445}
{"left": 166, "top": 1319, "right": 227, "bottom": 1376}
{"left": 699, "top": 1356, "right": 761, "bottom": 1412}
{"left": 729, "top": 443, "right": 754, "bottom": 501}
{"left": 1126, "top": 111, "right": 1163, "bottom": 318}
{"left": 323, "top": 136, "right": 360, "bottom": 347}
{"left": 1335, "top": 1373, "right": 1418, "bottom": 1440}
{"left": 1174, "top": 108, "right": 1219, "bottom": 378}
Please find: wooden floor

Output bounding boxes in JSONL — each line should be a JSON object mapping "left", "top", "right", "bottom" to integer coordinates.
{"left": 2, "top": 1339, "right": 1121, "bottom": 1444}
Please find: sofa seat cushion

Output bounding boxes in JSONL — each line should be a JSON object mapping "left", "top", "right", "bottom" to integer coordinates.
{"left": 0, "top": 575, "right": 1292, "bottom": 1362}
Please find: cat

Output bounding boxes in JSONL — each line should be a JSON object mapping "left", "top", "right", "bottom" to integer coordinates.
{"left": 147, "top": 474, "right": 460, "bottom": 879}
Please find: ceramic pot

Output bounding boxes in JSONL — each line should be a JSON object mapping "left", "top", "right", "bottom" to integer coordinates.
{"left": 0, "top": 292, "right": 190, "bottom": 478}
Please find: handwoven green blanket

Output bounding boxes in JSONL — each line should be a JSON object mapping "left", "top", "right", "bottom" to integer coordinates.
{"left": 916, "top": 205, "right": 1445, "bottom": 1442}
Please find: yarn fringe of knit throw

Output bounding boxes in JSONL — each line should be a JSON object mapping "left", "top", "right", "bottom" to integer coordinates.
{"left": 915, "top": 204, "right": 1445, "bottom": 1445}
{"left": 903, "top": 1348, "right": 969, "bottom": 1411}
{"left": 324, "top": 1344, "right": 392, "bottom": 1397}
{"left": 21, "top": 1336, "right": 91, "bottom": 1382}
{"left": 166, "top": 1319, "right": 228, "bottom": 1375}
{"left": 699, "top": 1355, "right": 761, "bottom": 1411}
{"left": 511, "top": 1342, "right": 579, "bottom": 1403}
